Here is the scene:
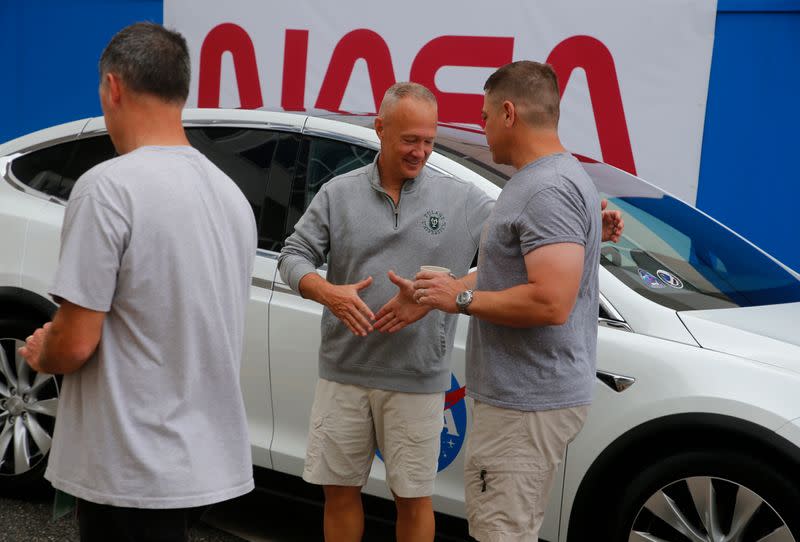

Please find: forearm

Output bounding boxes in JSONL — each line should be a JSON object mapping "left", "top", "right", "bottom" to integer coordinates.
{"left": 40, "top": 325, "right": 96, "bottom": 374}
{"left": 298, "top": 272, "right": 333, "bottom": 306}
{"left": 468, "top": 284, "right": 570, "bottom": 328}
{"left": 278, "top": 250, "right": 322, "bottom": 294}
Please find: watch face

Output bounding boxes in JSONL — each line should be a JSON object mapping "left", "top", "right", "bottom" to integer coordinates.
{"left": 457, "top": 292, "right": 468, "bottom": 304}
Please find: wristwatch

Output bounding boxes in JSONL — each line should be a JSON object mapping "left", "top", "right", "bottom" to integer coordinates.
{"left": 456, "top": 289, "right": 474, "bottom": 315}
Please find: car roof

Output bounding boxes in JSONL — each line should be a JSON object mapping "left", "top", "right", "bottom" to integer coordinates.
{"left": 0, "top": 106, "right": 660, "bottom": 199}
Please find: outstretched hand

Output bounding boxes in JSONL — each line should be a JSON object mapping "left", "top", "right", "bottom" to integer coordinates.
{"left": 601, "top": 199, "right": 624, "bottom": 243}
{"left": 374, "top": 271, "right": 431, "bottom": 333}
{"left": 322, "top": 276, "right": 375, "bottom": 337}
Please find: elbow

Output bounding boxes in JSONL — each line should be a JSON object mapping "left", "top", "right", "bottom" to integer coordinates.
{"left": 66, "top": 341, "right": 98, "bottom": 371}
{"left": 548, "top": 312, "right": 570, "bottom": 326}
{"left": 41, "top": 342, "right": 96, "bottom": 375}
{"left": 537, "top": 302, "right": 572, "bottom": 327}
{"left": 522, "top": 284, "right": 576, "bottom": 327}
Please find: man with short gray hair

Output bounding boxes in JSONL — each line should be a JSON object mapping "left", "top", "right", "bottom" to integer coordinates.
{"left": 279, "top": 81, "right": 494, "bottom": 541}
{"left": 19, "top": 22, "right": 256, "bottom": 541}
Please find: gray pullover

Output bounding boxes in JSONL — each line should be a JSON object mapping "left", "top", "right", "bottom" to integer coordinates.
{"left": 278, "top": 155, "right": 493, "bottom": 393}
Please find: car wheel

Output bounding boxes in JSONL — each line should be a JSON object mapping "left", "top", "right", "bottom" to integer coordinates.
{"left": 612, "top": 449, "right": 799, "bottom": 541}
{"left": 0, "top": 318, "right": 59, "bottom": 491}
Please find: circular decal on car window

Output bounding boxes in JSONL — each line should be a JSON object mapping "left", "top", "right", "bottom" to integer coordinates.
{"left": 657, "top": 269, "right": 684, "bottom": 289}
{"left": 638, "top": 268, "right": 666, "bottom": 289}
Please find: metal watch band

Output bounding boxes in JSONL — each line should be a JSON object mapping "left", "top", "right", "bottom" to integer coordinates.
{"left": 457, "top": 289, "right": 474, "bottom": 315}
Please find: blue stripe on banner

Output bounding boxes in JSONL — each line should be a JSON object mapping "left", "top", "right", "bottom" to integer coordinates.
{"left": 718, "top": 0, "right": 800, "bottom": 12}
{"left": 0, "top": 1, "right": 163, "bottom": 145}
{"left": 696, "top": 9, "right": 800, "bottom": 272}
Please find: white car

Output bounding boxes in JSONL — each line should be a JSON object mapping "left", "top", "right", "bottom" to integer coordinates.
{"left": 1, "top": 109, "right": 799, "bottom": 542}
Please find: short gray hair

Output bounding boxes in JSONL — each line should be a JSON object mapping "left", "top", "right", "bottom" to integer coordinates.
{"left": 378, "top": 82, "right": 437, "bottom": 117}
{"left": 99, "top": 22, "right": 190, "bottom": 104}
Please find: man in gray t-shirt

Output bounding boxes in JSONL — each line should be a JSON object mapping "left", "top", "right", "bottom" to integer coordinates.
{"left": 466, "top": 152, "right": 600, "bottom": 411}
{"left": 19, "top": 23, "right": 255, "bottom": 542}
{"left": 415, "top": 61, "right": 620, "bottom": 540}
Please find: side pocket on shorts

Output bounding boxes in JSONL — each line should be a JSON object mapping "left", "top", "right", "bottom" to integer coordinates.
{"left": 304, "top": 416, "right": 326, "bottom": 474}
{"left": 404, "top": 417, "right": 443, "bottom": 482}
{"left": 466, "top": 460, "right": 547, "bottom": 537}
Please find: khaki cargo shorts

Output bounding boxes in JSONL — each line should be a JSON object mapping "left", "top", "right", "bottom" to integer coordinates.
{"left": 465, "top": 400, "right": 589, "bottom": 542}
{"left": 302, "top": 378, "right": 444, "bottom": 498}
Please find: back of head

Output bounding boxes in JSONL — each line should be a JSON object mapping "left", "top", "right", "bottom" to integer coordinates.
{"left": 484, "top": 61, "right": 560, "bottom": 129}
{"left": 99, "top": 22, "right": 190, "bottom": 104}
{"left": 378, "top": 82, "right": 437, "bottom": 119}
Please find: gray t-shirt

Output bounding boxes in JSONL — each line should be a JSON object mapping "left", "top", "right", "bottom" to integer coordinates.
{"left": 45, "top": 146, "right": 257, "bottom": 508}
{"left": 466, "top": 152, "right": 601, "bottom": 411}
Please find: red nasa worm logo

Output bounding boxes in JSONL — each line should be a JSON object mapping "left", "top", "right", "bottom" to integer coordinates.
{"left": 196, "top": 25, "right": 637, "bottom": 176}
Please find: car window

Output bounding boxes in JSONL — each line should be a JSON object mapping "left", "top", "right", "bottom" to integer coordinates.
{"left": 10, "top": 137, "right": 117, "bottom": 200}
{"left": 435, "top": 136, "right": 800, "bottom": 310}
{"left": 305, "top": 137, "right": 376, "bottom": 207}
{"left": 597, "top": 193, "right": 800, "bottom": 310}
{"left": 284, "top": 137, "right": 377, "bottom": 242}
{"left": 434, "top": 140, "right": 512, "bottom": 189}
{"left": 9, "top": 128, "right": 302, "bottom": 252}
{"left": 186, "top": 127, "right": 301, "bottom": 252}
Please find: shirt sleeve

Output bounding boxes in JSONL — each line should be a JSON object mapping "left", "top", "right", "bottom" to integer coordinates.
{"left": 277, "top": 185, "right": 332, "bottom": 293}
{"left": 517, "top": 186, "right": 589, "bottom": 256}
{"left": 465, "top": 183, "right": 495, "bottom": 249}
{"left": 49, "top": 191, "right": 130, "bottom": 312}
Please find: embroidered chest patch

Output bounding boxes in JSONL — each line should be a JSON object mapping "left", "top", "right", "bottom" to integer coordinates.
{"left": 423, "top": 210, "right": 447, "bottom": 235}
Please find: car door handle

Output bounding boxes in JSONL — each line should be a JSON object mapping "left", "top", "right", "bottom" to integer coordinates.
{"left": 596, "top": 370, "right": 636, "bottom": 392}
{"left": 251, "top": 277, "right": 272, "bottom": 289}
{"left": 598, "top": 317, "right": 632, "bottom": 332}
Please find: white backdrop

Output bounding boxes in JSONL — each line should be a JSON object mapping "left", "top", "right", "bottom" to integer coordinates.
{"left": 165, "top": 0, "right": 717, "bottom": 203}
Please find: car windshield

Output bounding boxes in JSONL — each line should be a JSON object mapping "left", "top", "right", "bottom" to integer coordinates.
{"left": 435, "top": 131, "right": 800, "bottom": 311}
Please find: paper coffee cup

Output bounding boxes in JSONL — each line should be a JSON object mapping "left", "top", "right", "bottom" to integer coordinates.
{"left": 420, "top": 265, "right": 451, "bottom": 274}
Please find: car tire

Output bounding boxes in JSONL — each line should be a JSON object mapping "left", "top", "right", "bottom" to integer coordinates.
{"left": 608, "top": 448, "right": 800, "bottom": 541}
{"left": 0, "top": 317, "right": 60, "bottom": 492}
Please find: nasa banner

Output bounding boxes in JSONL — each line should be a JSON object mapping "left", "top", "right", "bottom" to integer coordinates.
{"left": 164, "top": 0, "right": 717, "bottom": 203}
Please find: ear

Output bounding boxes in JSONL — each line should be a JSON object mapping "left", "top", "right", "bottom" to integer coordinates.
{"left": 502, "top": 101, "right": 516, "bottom": 127}
{"left": 374, "top": 117, "right": 384, "bottom": 141}
{"left": 105, "top": 73, "right": 123, "bottom": 105}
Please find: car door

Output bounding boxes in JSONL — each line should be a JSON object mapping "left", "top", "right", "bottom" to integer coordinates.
{"left": 1, "top": 129, "right": 112, "bottom": 486}
{"left": 267, "top": 133, "right": 377, "bottom": 475}
{"left": 183, "top": 124, "right": 308, "bottom": 469}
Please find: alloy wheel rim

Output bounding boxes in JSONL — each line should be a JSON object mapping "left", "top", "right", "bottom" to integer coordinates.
{"left": 630, "top": 476, "right": 795, "bottom": 542}
{"left": 0, "top": 337, "right": 59, "bottom": 476}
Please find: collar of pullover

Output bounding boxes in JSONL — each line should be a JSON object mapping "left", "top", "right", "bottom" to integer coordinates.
{"left": 367, "top": 153, "right": 425, "bottom": 195}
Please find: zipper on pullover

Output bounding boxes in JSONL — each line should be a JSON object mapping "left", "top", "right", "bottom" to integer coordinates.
{"left": 382, "top": 193, "right": 401, "bottom": 230}
{"left": 370, "top": 173, "right": 406, "bottom": 230}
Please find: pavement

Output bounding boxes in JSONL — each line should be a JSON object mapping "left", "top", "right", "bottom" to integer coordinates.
{"left": 0, "top": 486, "right": 243, "bottom": 542}
{"left": 0, "top": 470, "right": 473, "bottom": 542}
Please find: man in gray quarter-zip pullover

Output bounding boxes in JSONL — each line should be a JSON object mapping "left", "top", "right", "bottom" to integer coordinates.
{"left": 279, "top": 82, "right": 485, "bottom": 542}
{"left": 278, "top": 82, "right": 623, "bottom": 542}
